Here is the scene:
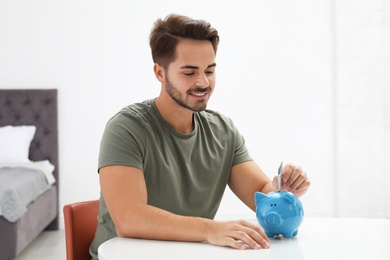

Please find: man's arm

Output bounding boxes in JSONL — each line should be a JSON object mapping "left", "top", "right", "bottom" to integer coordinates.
{"left": 99, "top": 165, "right": 270, "bottom": 249}
{"left": 228, "top": 161, "right": 310, "bottom": 211}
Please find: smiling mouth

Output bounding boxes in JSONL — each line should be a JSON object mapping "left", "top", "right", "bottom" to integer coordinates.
{"left": 191, "top": 92, "right": 207, "bottom": 97}
{"left": 188, "top": 87, "right": 211, "bottom": 98}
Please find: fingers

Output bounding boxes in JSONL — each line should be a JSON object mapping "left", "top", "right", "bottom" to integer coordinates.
{"left": 282, "top": 163, "right": 310, "bottom": 196}
{"left": 238, "top": 220, "right": 270, "bottom": 249}
{"left": 207, "top": 220, "right": 271, "bottom": 250}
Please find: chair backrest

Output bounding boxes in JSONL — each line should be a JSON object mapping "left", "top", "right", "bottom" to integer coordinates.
{"left": 63, "top": 200, "right": 99, "bottom": 260}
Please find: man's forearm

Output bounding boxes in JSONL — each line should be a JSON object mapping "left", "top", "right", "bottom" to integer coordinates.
{"left": 113, "top": 203, "right": 270, "bottom": 250}
{"left": 114, "top": 203, "right": 212, "bottom": 242}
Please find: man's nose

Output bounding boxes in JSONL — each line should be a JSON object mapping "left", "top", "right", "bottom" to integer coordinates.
{"left": 195, "top": 73, "right": 209, "bottom": 87}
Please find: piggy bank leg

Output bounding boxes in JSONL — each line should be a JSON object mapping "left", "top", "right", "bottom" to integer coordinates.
{"left": 283, "top": 233, "right": 293, "bottom": 238}
{"left": 265, "top": 232, "right": 275, "bottom": 238}
{"left": 283, "top": 229, "right": 299, "bottom": 238}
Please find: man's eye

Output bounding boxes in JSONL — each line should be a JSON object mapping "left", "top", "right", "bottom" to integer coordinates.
{"left": 206, "top": 70, "right": 214, "bottom": 74}
{"left": 184, "top": 72, "right": 195, "bottom": 76}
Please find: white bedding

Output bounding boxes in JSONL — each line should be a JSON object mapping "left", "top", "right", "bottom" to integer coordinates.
{"left": 0, "top": 161, "right": 56, "bottom": 221}
{"left": 0, "top": 160, "right": 56, "bottom": 186}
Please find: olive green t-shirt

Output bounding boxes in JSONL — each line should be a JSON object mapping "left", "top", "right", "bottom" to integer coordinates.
{"left": 89, "top": 99, "right": 252, "bottom": 259}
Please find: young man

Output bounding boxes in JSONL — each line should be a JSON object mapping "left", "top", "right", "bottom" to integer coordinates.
{"left": 89, "top": 13, "right": 310, "bottom": 259}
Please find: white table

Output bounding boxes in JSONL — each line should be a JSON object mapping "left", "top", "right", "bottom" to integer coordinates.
{"left": 98, "top": 217, "right": 390, "bottom": 260}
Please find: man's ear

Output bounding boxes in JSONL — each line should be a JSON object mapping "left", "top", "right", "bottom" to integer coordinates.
{"left": 153, "top": 63, "right": 165, "bottom": 83}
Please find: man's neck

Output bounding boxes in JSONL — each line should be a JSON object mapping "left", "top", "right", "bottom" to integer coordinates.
{"left": 155, "top": 97, "right": 194, "bottom": 134}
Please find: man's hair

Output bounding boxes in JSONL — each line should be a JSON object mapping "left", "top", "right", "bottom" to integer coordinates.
{"left": 149, "top": 14, "right": 219, "bottom": 69}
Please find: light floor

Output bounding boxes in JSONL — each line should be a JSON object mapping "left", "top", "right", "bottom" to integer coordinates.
{"left": 14, "top": 229, "right": 66, "bottom": 260}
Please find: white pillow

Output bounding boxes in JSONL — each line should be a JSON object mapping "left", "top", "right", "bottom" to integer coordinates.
{"left": 0, "top": 125, "right": 36, "bottom": 164}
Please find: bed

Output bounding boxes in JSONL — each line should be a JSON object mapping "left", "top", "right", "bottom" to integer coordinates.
{"left": 0, "top": 89, "right": 59, "bottom": 260}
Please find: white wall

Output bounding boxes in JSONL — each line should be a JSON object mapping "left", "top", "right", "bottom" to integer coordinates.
{"left": 0, "top": 0, "right": 334, "bottom": 227}
{"left": 334, "top": 0, "right": 390, "bottom": 218}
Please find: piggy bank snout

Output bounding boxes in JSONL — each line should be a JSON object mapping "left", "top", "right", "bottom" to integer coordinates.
{"left": 265, "top": 212, "right": 282, "bottom": 227}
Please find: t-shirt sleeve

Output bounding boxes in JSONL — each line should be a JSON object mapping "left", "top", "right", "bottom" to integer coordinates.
{"left": 222, "top": 116, "right": 252, "bottom": 166}
{"left": 98, "top": 113, "right": 145, "bottom": 172}
{"left": 233, "top": 133, "right": 252, "bottom": 166}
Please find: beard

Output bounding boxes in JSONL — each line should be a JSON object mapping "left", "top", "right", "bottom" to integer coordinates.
{"left": 165, "top": 74, "right": 211, "bottom": 112}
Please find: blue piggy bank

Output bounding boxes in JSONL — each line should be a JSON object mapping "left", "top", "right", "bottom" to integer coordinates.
{"left": 254, "top": 191, "right": 304, "bottom": 238}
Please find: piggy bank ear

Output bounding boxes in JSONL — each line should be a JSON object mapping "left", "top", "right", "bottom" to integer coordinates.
{"left": 281, "top": 192, "right": 296, "bottom": 206}
{"left": 254, "top": 192, "right": 267, "bottom": 205}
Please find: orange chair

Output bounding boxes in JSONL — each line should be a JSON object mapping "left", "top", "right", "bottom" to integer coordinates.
{"left": 63, "top": 200, "right": 99, "bottom": 260}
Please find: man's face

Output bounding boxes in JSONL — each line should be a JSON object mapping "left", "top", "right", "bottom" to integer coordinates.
{"left": 164, "top": 39, "right": 216, "bottom": 112}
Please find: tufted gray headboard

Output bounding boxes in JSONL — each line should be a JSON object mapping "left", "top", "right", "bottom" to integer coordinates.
{"left": 0, "top": 89, "right": 59, "bottom": 198}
